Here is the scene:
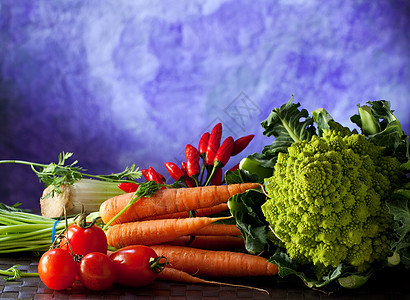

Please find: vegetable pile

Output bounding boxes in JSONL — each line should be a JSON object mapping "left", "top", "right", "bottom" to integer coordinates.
{"left": 0, "top": 98, "right": 408, "bottom": 295}
{"left": 0, "top": 123, "right": 274, "bottom": 292}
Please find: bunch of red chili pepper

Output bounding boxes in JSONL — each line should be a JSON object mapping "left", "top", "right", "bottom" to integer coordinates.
{"left": 117, "top": 123, "right": 254, "bottom": 192}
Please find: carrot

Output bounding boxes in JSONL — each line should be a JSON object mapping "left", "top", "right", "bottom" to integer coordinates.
{"left": 157, "top": 267, "right": 269, "bottom": 294}
{"left": 191, "top": 224, "right": 241, "bottom": 236}
{"left": 100, "top": 182, "right": 260, "bottom": 225}
{"left": 166, "top": 235, "right": 245, "bottom": 250}
{"left": 141, "top": 203, "right": 229, "bottom": 221}
{"left": 150, "top": 245, "right": 278, "bottom": 278}
{"left": 105, "top": 216, "right": 231, "bottom": 248}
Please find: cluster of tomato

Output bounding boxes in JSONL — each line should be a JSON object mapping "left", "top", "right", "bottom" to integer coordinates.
{"left": 38, "top": 216, "right": 166, "bottom": 291}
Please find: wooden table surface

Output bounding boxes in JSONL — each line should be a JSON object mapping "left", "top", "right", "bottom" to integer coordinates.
{"left": 1, "top": 252, "right": 409, "bottom": 300}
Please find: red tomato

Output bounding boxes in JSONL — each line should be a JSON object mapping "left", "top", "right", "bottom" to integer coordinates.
{"left": 110, "top": 245, "right": 160, "bottom": 287}
{"left": 38, "top": 248, "right": 77, "bottom": 290}
{"left": 78, "top": 252, "right": 116, "bottom": 291}
{"left": 60, "top": 223, "right": 107, "bottom": 256}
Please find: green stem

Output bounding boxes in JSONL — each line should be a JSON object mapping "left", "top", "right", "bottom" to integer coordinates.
{"left": 199, "top": 162, "right": 206, "bottom": 186}
{"left": 0, "top": 226, "right": 64, "bottom": 242}
{"left": 277, "top": 113, "right": 301, "bottom": 143}
{"left": 204, "top": 165, "right": 216, "bottom": 186}
{"left": 0, "top": 224, "right": 52, "bottom": 233}
{"left": 101, "top": 181, "right": 164, "bottom": 231}
{"left": 0, "top": 265, "right": 39, "bottom": 280}
{"left": 0, "top": 160, "right": 45, "bottom": 168}
{"left": 0, "top": 239, "right": 53, "bottom": 248}
{"left": 0, "top": 160, "right": 138, "bottom": 183}
{"left": 0, "top": 210, "right": 55, "bottom": 224}
{"left": 192, "top": 176, "right": 199, "bottom": 187}
{"left": 102, "top": 194, "right": 139, "bottom": 231}
{"left": 0, "top": 246, "right": 49, "bottom": 253}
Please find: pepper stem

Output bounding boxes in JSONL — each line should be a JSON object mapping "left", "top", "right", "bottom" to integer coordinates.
{"left": 204, "top": 162, "right": 222, "bottom": 186}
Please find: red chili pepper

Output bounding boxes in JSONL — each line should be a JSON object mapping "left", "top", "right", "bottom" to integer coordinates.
{"left": 198, "top": 132, "right": 210, "bottom": 158}
{"left": 181, "top": 162, "right": 196, "bottom": 187}
{"left": 117, "top": 182, "right": 139, "bottom": 193}
{"left": 141, "top": 169, "right": 150, "bottom": 181}
{"left": 185, "top": 144, "right": 200, "bottom": 177}
{"left": 147, "top": 167, "right": 165, "bottom": 184}
{"left": 164, "top": 162, "right": 185, "bottom": 181}
{"left": 205, "top": 123, "right": 222, "bottom": 165}
{"left": 231, "top": 134, "right": 255, "bottom": 156}
{"left": 214, "top": 136, "right": 234, "bottom": 168}
{"left": 210, "top": 167, "right": 223, "bottom": 185}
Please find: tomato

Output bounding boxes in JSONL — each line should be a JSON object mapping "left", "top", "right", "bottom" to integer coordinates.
{"left": 110, "top": 245, "right": 162, "bottom": 287}
{"left": 60, "top": 223, "right": 107, "bottom": 256}
{"left": 78, "top": 252, "right": 116, "bottom": 291}
{"left": 38, "top": 248, "right": 77, "bottom": 290}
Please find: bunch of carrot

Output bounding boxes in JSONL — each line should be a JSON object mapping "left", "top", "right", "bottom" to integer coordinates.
{"left": 98, "top": 124, "right": 277, "bottom": 291}
{"left": 100, "top": 183, "right": 259, "bottom": 246}
{"left": 99, "top": 182, "right": 278, "bottom": 292}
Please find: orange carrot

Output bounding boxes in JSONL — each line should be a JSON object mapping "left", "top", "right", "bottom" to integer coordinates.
{"left": 166, "top": 235, "right": 245, "bottom": 250}
{"left": 105, "top": 216, "right": 230, "bottom": 248}
{"left": 191, "top": 224, "right": 241, "bottom": 236}
{"left": 157, "top": 267, "right": 269, "bottom": 294}
{"left": 151, "top": 245, "right": 278, "bottom": 278}
{"left": 100, "top": 183, "right": 260, "bottom": 225}
{"left": 141, "top": 203, "right": 229, "bottom": 220}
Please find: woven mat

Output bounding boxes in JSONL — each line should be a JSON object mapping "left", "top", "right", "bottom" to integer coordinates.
{"left": 1, "top": 253, "right": 409, "bottom": 300}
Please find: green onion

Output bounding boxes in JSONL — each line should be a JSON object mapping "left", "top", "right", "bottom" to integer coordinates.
{"left": 0, "top": 204, "right": 99, "bottom": 253}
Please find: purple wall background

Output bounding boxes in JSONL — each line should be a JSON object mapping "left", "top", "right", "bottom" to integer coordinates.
{"left": 1, "top": 1, "right": 409, "bottom": 209}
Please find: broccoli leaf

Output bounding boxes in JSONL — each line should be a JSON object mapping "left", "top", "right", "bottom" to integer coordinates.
{"left": 268, "top": 248, "right": 375, "bottom": 290}
{"left": 351, "top": 100, "right": 409, "bottom": 163}
{"left": 387, "top": 187, "right": 410, "bottom": 268}
{"left": 247, "top": 95, "right": 317, "bottom": 173}
{"left": 261, "top": 95, "right": 316, "bottom": 144}
{"left": 235, "top": 155, "right": 274, "bottom": 183}
{"left": 268, "top": 249, "right": 357, "bottom": 290}
{"left": 228, "top": 188, "right": 268, "bottom": 254}
{"left": 350, "top": 105, "right": 381, "bottom": 135}
{"left": 224, "top": 169, "right": 259, "bottom": 185}
{"left": 312, "top": 108, "right": 334, "bottom": 137}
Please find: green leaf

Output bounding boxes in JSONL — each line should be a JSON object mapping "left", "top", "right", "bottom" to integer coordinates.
{"left": 350, "top": 105, "right": 381, "bottom": 135}
{"left": 312, "top": 108, "right": 334, "bottom": 137}
{"left": 337, "top": 273, "right": 373, "bottom": 289}
{"left": 261, "top": 95, "right": 316, "bottom": 143}
{"left": 0, "top": 152, "right": 142, "bottom": 198}
{"left": 228, "top": 189, "right": 268, "bottom": 254}
{"left": 386, "top": 194, "right": 410, "bottom": 259}
{"left": 101, "top": 180, "right": 162, "bottom": 230}
{"left": 248, "top": 96, "right": 317, "bottom": 178}
{"left": 236, "top": 156, "right": 274, "bottom": 182}
{"left": 351, "top": 100, "right": 409, "bottom": 163}
{"left": 268, "top": 249, "right": 368, "bottom": 290}
{"left": 224, "top": 169, "right": 259, "bottom": 185}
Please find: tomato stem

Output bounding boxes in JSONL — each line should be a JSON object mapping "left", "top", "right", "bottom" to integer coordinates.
{"left": 149, "top": 256, "right": 169, "bottom": 274}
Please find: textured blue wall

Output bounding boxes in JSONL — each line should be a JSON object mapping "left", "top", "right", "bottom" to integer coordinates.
{"left": 1, "top": 1, "right": 409, "bottom": 208}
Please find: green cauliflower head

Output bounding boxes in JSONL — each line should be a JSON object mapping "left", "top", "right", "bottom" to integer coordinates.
{"left": 262, "top": 129, "right": 403, "bottom": 276}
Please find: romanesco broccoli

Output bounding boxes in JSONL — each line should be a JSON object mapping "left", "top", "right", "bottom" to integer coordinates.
{"left": 262, "top": 129, "right": 405, "bottom": 277}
